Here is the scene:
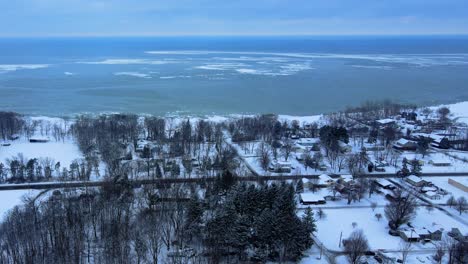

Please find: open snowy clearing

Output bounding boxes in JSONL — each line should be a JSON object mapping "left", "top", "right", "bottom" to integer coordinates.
{"left": 0, "top": 189, "right": 39, "bottom": 221}
{"left": 0, "top": 138, "right": 83, "bottom": 169}
{"left": 314, "top": 206, "right": 467, "bottom": 252}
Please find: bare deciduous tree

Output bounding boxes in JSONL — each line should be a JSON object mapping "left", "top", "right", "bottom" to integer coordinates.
{"left": 343, "top": 229, "right": 369, "bottom": 264}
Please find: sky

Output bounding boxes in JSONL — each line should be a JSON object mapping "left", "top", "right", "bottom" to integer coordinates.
{"left": 1, "top": 0, "right": 467, "bottom": 37}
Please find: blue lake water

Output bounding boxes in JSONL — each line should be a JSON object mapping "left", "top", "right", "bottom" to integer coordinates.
{"left": 1, "top": 36, "right": 468, "bottom": 116}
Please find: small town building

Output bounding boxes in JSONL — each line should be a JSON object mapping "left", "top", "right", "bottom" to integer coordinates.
{"left": 29, "top": 137, "right": 49, "bottom": 143}
{"left": 429, "top": 159, "right": 451, "bottom": 167}
{"left": 393, "top": 138, "right": 418, "bottom": 151}
{"left": 300, "top": 193, "right": 326, "bottom": 205}
{"left": 376, "top": 118, "right": 396, "bottom": 127}
{"left": 399, "top": 230, "right": 420, "bottom": 242}
{"left": 269, "top": 160, "right": 292, "bottom": 173}
{"left": 374, "top": 179, "right": 396, "bottom": 190}
{"left": 405, "top": 175, "right": 428, "bottom": 187}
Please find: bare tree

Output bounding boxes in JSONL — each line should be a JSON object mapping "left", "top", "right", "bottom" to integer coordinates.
{"left": 256, "top": 142, "right": 271, "bottom": 173}
{"left": 343, "top": 229, "right": 369, "bottom": 264}
{"left": 281, "top": 138, "right": 294, "bottom": 161}
{"left": 455, "top": 196, "right": 467, "bottom": 215}
{"left": 447, "top": 196, "right": 457, "bottom": 208}
{"left": 433, "top": 240, "right": 445, "bottom": 264}
{"left": 384, "top": 190, "right": 417, "bottom": 229}
{"left": 399, "top": 241, "right": 412, "bottom": 263}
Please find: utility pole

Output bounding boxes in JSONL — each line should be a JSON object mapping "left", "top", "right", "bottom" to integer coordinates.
{"left": 339, "top": 231, "right": 343, "bottom": 248}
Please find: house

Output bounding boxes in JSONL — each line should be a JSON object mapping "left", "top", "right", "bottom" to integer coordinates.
{"left": 338, "top": 141, "right": 352, "bottom": 153}
{"left": 299, "top": 193, "right": 326, "bottom": 205}
{"left": 290, "top": 134, "right": 300, "bottom": 140}
{"left": 393, "top": 138, "right": 417, "bottom": 151}
{"left": 339, "top": 174, "right": 354, "bottom": 185}
{"left": 429, "top": 159, "right": 451, "bottom": 167}
{"left": 135, "top": 139, "right": 150, "bottom": 152}
{"left": 448, "top": 228, "right": 468, "bottom": 242}
{"left": 295, "top": 138, "right": 320, "bottom": 150}
{"left": 376, "top": 118, "right": 396, "bottom": 127}
{"left": 29, "top": 137, "right": 49, "bottom": 143}
{"left": 431, "top": 137, "right": 451, "bottom": 149}
{"left": 448, "top": 178, "right": 468, "bottom": 193}
{"left": 374, "top": 179, "right": 396, "bottom": 190}
{"left": 405, "top": 175, "right": 428, "bottom": 187}
{"left": 269, "top": 160, "right": 292, "bottom": 173}
{"left": 8, "top": 134, "right": 20, "bottom": 140}
{"left": 318, "top": 174, "right": 335, "bottom": 186}
{"left": 399, "top": 230, "right": 420, "bottom": 242}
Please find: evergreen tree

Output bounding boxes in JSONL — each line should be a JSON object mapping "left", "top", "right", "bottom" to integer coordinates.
{"left": 398, "top": 158, "right": 411, "bottom": 177}
{"left": 296, "top": 180, "right": 304, "bottom": 193}
{"left": 410, "top": 159, "right": 422, "bottom": 176}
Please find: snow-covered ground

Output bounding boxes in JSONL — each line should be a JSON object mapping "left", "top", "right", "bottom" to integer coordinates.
{"left": 0, "top": 189, "right": 39, "bottom": 221}
{"left": 313, "top": 206, "right": 467, "bottom": 252}
{"left": 423, "top": 176, "right": 468, "bottom": 199}
{"left": 430, "top": 101, "right": 468, "bottom": 124}
{"left": 0, "top": 138, "right": 82, "bottom": 169}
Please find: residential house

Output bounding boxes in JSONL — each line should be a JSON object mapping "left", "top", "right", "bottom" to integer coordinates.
{"left": 429, "top": 159, "right": 451, "bottom": 167}
{"left": 405, "top": 175, "right": 428, "bottom": 187}
{"left": 299, "top": 193, "right": 326, "bottom": 205}
{"left": 393, "top": 138, "right": 417, "bottom": 151}
{"left": 399, "top": 230, "right": 420, "bottom": 242}
{"left": 269, "top": 160, "right": 292, "bottom": 173}
{"left": 29, "top": 137, "right": 49, "bottom": 143}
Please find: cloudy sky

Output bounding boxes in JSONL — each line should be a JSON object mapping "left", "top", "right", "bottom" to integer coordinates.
{"left": 1, "top": 0, "right": 467, "bottom": 37}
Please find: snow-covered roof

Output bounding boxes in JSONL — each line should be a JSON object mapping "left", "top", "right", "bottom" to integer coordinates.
{"left": 376, "top": 118, "right": 396, "bottom": 125}
{"left": 296, "top": 138, "right": 320, "bottom": 146}
{"left": 375, "top": 179, "right": 393, "bottom": 187}
{"left": 319, "top": 174, "right": 332, "bottom": 181}
{"left": 401, "top": 230, "right": 419, "bottom": 238}
{"left": 430, "top": 159, "right": 451, "bottom": 164}
{"left": 395, "top": 138, "right": 414, "bottom": 145}
{"left": 29, "top": 136, "right": 50, "bottom": 141}
{"left": 300, "top": 193, "right": 325, "bottom": 202}
{"left": 407, "top": 175, "right": 424, "bottom": 183}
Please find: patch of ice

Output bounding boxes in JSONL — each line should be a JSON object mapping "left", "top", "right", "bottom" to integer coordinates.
{"left": 0, "top": 64, "right": 49, "bottom": 73}
{"left": 114, "top": 72, "right": 151, "bottom": 79}
{"left": 79, "top": 59, "right": 174, "bottom": 65}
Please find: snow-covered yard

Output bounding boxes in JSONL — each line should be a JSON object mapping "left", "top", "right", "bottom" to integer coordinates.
{"left": 313, "top": 206, "right": 467, "bottom": 252}
{"left": 423, "top": 176, "right": 468, "bottom": 199}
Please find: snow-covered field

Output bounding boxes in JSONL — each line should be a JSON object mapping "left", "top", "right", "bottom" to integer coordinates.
{"left": 0, "top": 138, "right": 82, "bottom": 169}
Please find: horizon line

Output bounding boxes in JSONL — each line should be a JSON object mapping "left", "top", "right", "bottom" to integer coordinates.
{"left": 1, "top": 33, "right": 468, "bottom": 39}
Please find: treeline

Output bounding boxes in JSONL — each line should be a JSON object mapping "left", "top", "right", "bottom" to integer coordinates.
{"left": 0, "top": 111, "right": 69, "bottom": 142}
{"left": 0, "top": 155, "right": 98, "bottom": 183}
{"left": 228, "top": 114, "right": 310, "bottom": 143}
{"left": 0, "top": 176, "right": 316, "bottom": 263}
{"left": 0, "top": 112, "right": 24, "bottom": 140}
{"left": 344, "top": 100, "right": 417, "bottom": 121}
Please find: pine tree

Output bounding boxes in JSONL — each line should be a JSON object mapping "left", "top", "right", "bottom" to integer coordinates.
{"left": 399, "top": 158, "right": 410, "bottom": 177}
{"left": 296, "top": 180, "right": 304, "bottom": 193}
{"left": 410, "top": 159, "right": 422, "bottom": 176}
